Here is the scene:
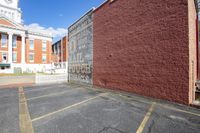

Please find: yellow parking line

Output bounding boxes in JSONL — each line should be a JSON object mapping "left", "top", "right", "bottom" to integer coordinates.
{"left": 116, "top": 93, "right": 200, "bottom": 117}
{"left": 136, "top": 103, "right": 155, "bottom": 133}
{"left": 24, "top": 86, "right": 55, "bottom": 92}
{"left": 27, "top": 88, "right": 82, "bottom": 101}
{"left": 158, "top": 104, "right": 200, "bottom": 117}
{"left": 31, "top": 93, "right": 108, "bottom": 122}
{"left": 19, "top": 87, "right": 34, "bottom": 133}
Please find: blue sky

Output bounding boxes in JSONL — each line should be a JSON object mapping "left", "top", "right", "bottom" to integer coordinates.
{"left": 19, "top": 0, "right": 105, "bottom": 42}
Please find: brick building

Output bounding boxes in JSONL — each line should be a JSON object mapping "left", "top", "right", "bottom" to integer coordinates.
{"left": 0, "top": 0, "right": 52, "bottom": 73}
{"left": 52, "top": 36, "right": 68, "bottom": 72}
{"left": 68, "top": 9, "right": 94, "bottom": 84}
{"left": 93, "top": 0, "right": 198, "bottom": 105}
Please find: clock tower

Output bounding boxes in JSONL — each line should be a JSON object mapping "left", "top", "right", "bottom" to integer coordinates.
{"left": 0, "top": 0, "right": 22, "bottom": 24}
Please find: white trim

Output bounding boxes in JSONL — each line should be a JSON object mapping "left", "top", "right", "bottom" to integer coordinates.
{"left": 27, "top": 34, "right": 52, "bottom": 42}
{"left": 1, "top": 51, "right": 8, "bottom": 63}
{"left": 0, "top": 3, "right": 22, "bottom": 13}
{"left": 0, "top": 50, "right": 8, "bottom": 53}
{"left": 8, "top": 32, "right": 12, "bottom": 63}
{"left": 0, "top": 26, "right": 25, "bottom": 36}
{"left": 0, "top": 16, "right": 52, "bottom": 39}
{"left": 0, "top": 15, "right": 24, "bottom": 29}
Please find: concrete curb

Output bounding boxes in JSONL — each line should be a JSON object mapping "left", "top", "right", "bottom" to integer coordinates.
{"left": 0, "top": 83, "right": 35, "bottom": 89}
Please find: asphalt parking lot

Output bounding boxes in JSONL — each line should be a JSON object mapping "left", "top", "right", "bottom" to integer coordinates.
{"left": 0, "top": 83, "right": 200, "bottom": 133}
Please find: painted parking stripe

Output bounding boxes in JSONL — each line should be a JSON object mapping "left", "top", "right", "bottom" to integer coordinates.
{"left": 116, "top": 93, "right": 200, "bottom": 117}
{"left": 31, "top": 93, "right": 108, "bottom": 122}
{"left": 24, "top": 85, "right": 66, "bottom": 92}
{"left": 27, "top": 88, "right": 83, "bottom": 101}
{"left": 19, "top": 87, "right": 34, "bottom": 133}
{"left": 159, "top": 104, "right": 200, "bottom": 117}
{"left": 136, "top": 102, "right": 155, "bottom": 133}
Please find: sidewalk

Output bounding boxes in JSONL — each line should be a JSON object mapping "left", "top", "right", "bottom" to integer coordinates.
{"left": 0, "top": 76, "right": 35, "bottom": 88}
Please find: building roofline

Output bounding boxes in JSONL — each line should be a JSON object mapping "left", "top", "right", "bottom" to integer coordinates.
{"left": 52, "top": 35, "right": 68, "bottom": 46}
{"left": 0, "top": 15, "right": 23, "bottom": 27}
{"left": 0, "top": 15, "right": 25, "bottom": 31}
{"left": 93, "top": 0, "right": 109, "bottom": 13}
{"left": 93, "top": 0, "right": 119, "bottom": 13}
{"left": 52, "top": 40, "right": 61, "bottom": 46}
{"left": 68, "top": 8, "right": 95, "bottom": 30}
{"left": 26, "top": 30, "right": 52, "bottom": 38}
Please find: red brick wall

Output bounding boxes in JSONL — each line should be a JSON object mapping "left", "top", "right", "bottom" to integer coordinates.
{"left": 93, "top": 0, "right": 197, "bottom": 104}
{"left": 62, "top": 36, "right": 68, "bottom": 62}
{"left": 25, "top": 38, "right": 29, "bottom": 63}
{"left": 12, "top": 36, "right": 22, "bottom": 63}
{"left": 25, "top": 38, "right": 52, "bottom": 64}
{"left": 46, "top": 41, "right": 52, "bottom": 64}
{"left": 34, "top": 39, "right": 42, "bottom": 64}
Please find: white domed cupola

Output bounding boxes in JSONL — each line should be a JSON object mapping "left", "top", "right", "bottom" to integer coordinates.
{"left": 0, "top": 0, "right": 22, "bottom": 24}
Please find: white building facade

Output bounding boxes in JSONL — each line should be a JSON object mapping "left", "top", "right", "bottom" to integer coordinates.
{"left": 0, "top": 0, "right": 53, "bottom": 74}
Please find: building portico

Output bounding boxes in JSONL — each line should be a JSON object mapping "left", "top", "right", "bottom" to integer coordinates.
{"left": 0, "top": 0, "right": 53, "bottom": 74}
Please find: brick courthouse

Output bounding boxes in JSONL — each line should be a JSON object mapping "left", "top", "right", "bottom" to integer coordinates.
{"left": 0, "top": 0, "right": 52, "bottom": 73}
{"left": 92, "top": 0, "right": 199, "bottom": 105}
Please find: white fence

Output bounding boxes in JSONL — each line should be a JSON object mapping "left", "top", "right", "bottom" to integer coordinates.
{"left": 35, "top": 73, "right": 68, "bottom": 84}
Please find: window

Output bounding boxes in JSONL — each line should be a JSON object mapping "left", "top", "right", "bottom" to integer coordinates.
{"left": 12, "top": 52, "right": 17, "bottom": 62}
{"left": 2, "top": 52, "right": 7, "bottom": 63}
{"left": 42, "top": 41, "right": 47, "bottom": 51}
{"left": 57, "top": 44, "right": 60, "bottom": 54}
{"left": 1, "top": 34, "right": 7, "bottom": 47}
{"left": 12, "top": 36, "right": 17, "bottom": 48}
{"left": 42, "top": 54, "right": 47, "bottom": 63}
{"left": 29, "top": 40, "right": 34, "bottom": 50}
{"left": 29, "top": 53, "right": 34, "bottom": 62}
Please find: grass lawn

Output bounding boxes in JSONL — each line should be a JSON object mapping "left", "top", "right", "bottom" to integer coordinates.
{"left": 36, "top": 72, "right": 62, "bottom": 75}
{"left": 0, "top": 73, "right": 35, "bottom": 77}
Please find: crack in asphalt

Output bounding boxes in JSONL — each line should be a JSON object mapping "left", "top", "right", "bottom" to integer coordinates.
{"left": 147, "top": 119, "right": 155, "bottom": 133}
{"left": 97, "top": 127, "right": 128, "bottom": 133}
{"left": 152, "top": 111, "right": 200, "bottom": 130}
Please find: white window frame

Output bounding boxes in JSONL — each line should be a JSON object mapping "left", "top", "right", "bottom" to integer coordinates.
{"left": 1, "top": 34, "right": 7, "bottom": 48}
{"left": 12, "top": 52, "right": 17, "bottom": 62}
{"left": 1, "top": 52, "right": 7, "bottom": 63}
{"left": 29, "top": 39, "right": 34, "bottom": 50}
{"left": 12, "top": 36, "right": 17, "bottom": 48}
{"left": 42, "top": 41, "right": 47, "bottom": 51}
{"left": 29, "top": 53, "right": 34, "bottom": 63}
{"left": 42, "top": 54, "right": 47, "bottom": 63}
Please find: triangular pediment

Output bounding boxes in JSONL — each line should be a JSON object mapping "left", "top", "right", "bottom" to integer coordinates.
{"left": 0, "top": 15, "right": 24, "bottom": 30}
{"left": 0, "top": 18, "right": 16, "bottom": 27}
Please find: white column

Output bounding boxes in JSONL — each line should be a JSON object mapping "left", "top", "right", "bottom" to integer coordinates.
{"left": 8, "top": 33, "right": 13, "bottom": 63}
{"left": 21, "top": 35, "right": 26, "bottom": 64}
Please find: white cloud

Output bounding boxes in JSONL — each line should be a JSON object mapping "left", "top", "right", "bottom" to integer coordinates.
{"left": 24, "top": 23, "right": 68, "bottom": 39}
